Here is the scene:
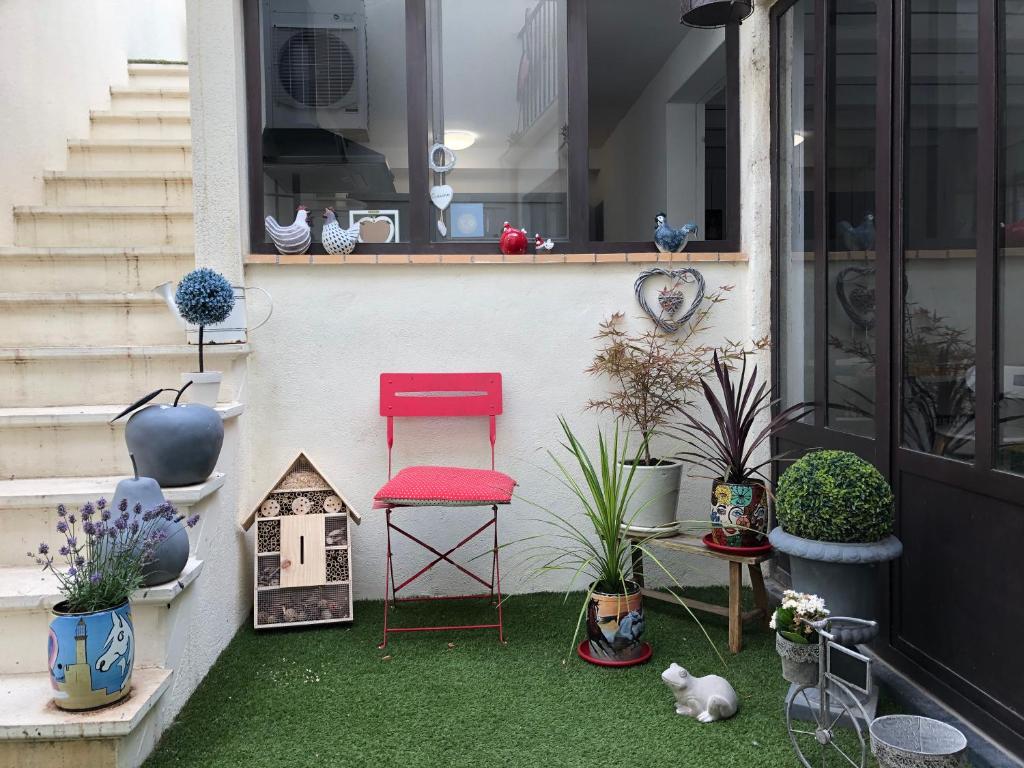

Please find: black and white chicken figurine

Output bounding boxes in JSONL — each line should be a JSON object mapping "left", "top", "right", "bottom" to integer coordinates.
{"left": 321, "top": 208, "right": 361, "bottom": 256}
{"left": 837, "top": 213, "right": 875, "bottom": 251}
{"left": 654, "top": 213, "right": 698, "bottom": 254}
{"left": 534, "top": 233, "right": 554, "bottom": 252}
{"left": 265, "top": 206, "right": 311, "bottom": 255}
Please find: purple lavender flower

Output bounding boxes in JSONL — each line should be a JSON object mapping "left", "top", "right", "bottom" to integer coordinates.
{"left": 115, "top": 516, "right": 128, "bottom": 531}
{"left": 119, "top": 510, "right": 130, "bottom": 523}
{"left": 83, "top": 521, "right": 96, "bottom": 536}
{"left": 90, "top": 572, "right": 101, "bottom": 585}
{"left": 81, "top": 502, "right": 94, "bottom": 517}
{"left": 67, "top": 536, "right": 77, "bottom": 547}
{"left": 101, "top": 507, "right": 111, "bottom": 522}
{"left": 74, "top": 555, "right": 85, "bottom": 568}
{"left": 68, "top": 513, "right": 76, "bottom": 524}
{"left": 56, "top": 504, "right": 67, "bottom": 518}
{"left": 134, "top": 503, "right": 143, "bottom": 516}
{"left": 67, "top": 567, "right": 77, "bottom": 577}
{"left": 186, "top": 514, "right": 200, "bottom": 528}
{"left": 38, "top": 543, "right": 49, "bottom": 555}
{"left": 107, "top": 528, "right": 118, "bottom": 539}
{"left": 56, "top": 519, "right": 68, "bottom": 534}
{"left": 59, "top": 545, "right": 70, "bottom": 557}
{"left": 118, "top": 497, "right": 128, "bottom": 513}
{"left": 129, "top": 521, "right": 140, "bottom": 535}
{"left": 81, "top": 506, "right": 92, "bottom": 521}
{"left": 96, "top": 498, "right": 107, "bottom": 510}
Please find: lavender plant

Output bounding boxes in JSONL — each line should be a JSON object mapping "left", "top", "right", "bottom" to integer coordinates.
{"left": 28, "top": 498, "right": 199, "bottom": 614}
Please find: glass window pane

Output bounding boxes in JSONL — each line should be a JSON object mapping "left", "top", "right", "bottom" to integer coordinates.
{"left": 826, "top": 0, "right": 876, "bottom": 437}
{"left": 999, "top": 0, "right": 1024, "bottom": 471}
{"left": 778, "top": 0, "right": 816, "bottom": 419}
{"left": 587, "top": 1, "right": 728, "bottom": 243}
{"left": 901, "top": 0, "right": 977, "bottom": 460}
{"left": 427, "top": 0, "right": 568, "bottom": 243}
{"left": 258, "top": 0, "right": 409, "bottom": 244}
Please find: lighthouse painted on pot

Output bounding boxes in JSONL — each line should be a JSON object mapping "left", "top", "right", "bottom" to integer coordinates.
{"left": 499, "top": 222, "right": 529, "bottom": 255}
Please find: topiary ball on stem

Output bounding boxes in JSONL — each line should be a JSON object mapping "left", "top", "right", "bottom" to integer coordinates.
{"left": 174, "top": 268, "right": 235, "bottom": 372}
{"left": 775, "top": 449, "right": 894, "bottom": 543}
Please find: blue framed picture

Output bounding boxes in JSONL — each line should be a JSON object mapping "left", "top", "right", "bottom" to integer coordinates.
{"left": 450, "top": 203, "right": 485, "bottom": 238}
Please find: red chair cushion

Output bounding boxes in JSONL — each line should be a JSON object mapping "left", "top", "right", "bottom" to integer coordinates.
{"left": 374, "top": 465, "right": 517, "bottom": 507}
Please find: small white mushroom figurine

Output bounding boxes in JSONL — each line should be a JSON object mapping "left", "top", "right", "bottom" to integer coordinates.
{"left": 661, "top": 663, "right": 739, "bottom": 722}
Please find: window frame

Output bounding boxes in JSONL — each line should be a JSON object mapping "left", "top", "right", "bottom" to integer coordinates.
{"left": 242, "top": 0, "right": 741, "bottom": 255}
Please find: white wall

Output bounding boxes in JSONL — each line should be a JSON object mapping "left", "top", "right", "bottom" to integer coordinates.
{"left": 0, "top": 0, "right": 187, "bottom": 244}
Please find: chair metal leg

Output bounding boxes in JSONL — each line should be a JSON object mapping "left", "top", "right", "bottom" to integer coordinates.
{"left": 493, "top": 505, "right": 504, "bottom": 643}
{"left": 380, "top": 508, "right": 393, "bottom": 649}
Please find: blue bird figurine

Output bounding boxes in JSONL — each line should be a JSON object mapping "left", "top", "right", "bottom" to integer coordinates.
{"left": 654, "top": 213, "right": 698, "bottom": 253}
{"left": 837, "top": 213, "right": 875, "bottom": 251}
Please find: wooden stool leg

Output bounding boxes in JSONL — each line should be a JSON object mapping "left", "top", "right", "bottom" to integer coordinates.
{"left": 748, "top": 563, "right": 770, "bottom": 629}
{"left": 630, "top": 541, "right": 645, "bottom": 588}
{"left": 728, "top": 561, "right": 742, "bottom": 653}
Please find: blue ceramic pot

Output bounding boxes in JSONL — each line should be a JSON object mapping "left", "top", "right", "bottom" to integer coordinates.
{"left": 49, "top": 601, "right": 134, "bottom": 710}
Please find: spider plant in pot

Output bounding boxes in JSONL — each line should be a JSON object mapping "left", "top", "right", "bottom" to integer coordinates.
{"left": 525, "top": 417, "right": 723, "bottom": 666}
{"left": 586, "top": 286, "right": 755, "bottom": 536}
{"left": 673, "top": 351, "right": 810, "bottom": 549}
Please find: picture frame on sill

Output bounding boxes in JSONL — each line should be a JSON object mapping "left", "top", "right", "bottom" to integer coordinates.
{"left": 450, "top": 203, "right": 485, "bottom": 238}
{"left": 348, "top": 209, "right": 400, "bottom": 243}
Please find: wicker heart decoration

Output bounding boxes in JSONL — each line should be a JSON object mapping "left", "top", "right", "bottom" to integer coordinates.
{"left": 357, "top": 216, "right": 396, "bottom": 243}
{"left": 430, "top": 185, "right": 453, "bottom": 211}
{"left": 633, "top": 267, "right": 706, "bottom": 333}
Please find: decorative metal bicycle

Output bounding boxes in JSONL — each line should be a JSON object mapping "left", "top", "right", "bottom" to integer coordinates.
{"left": 786, "top": 616, "right": 878, "bottom": 768}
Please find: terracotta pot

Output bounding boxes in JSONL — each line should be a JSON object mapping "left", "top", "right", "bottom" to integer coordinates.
{"left": 776, "top": 632, "right": 819, "bottom": 685}
{"left": 586, "top": 581, "right": 646, "bottom": 662}
{"left": 709, "top": 479, "right": 768, "bottom": 547}
{"left": 49, "top": 601, "right": 134, "bottom": 711}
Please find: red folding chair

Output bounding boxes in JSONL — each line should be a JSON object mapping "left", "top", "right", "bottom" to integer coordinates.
{"left": 373, "top": 373, "right": 516, "bottom": 648}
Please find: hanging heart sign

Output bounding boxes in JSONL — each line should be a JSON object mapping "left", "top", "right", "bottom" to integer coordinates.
{"left": 633, "top": 267, "right": 706, "bottom": 333}
{"left": 430, "top": 185, "right": 454, "bottom": 211}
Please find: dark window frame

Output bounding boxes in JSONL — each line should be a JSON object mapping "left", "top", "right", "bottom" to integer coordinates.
{"left": 242, "top": 0, "right": 741, "bottom": 255}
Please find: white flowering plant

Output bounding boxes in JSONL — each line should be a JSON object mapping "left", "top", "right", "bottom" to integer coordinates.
{"left": 770, "top": 589, "right": 829, "bottom": 644}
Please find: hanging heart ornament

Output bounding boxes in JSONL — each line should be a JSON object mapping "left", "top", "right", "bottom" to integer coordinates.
{"left": 633, "top": 267, "right": 706, "bottom": 333}
{"left": 430, "top": 185, "right": 453, "bottom": 211}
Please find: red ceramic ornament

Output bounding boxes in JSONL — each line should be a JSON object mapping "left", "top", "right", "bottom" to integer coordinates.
{"left": 499, "top": 222, "right": 529, "bottom": 255}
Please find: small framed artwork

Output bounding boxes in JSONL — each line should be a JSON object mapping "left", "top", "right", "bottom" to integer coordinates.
{"left": 450, "top": 203, "right": 485, "bottom": 238}
{"left": 348, "top": 209, "right": 400, "bottom": 243}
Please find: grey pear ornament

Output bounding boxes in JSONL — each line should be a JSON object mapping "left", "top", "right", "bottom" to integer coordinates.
{"left": 112, "top": 381, "right": 224, "bottom": 488}
{"left": 112, "top": 454, "right": 190, "bottom": 586}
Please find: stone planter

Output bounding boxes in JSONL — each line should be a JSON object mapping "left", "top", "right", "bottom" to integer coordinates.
{"left": 768, "top": 528, "right": 903, "bottom": 622}
{"left": 585, "top": 581, "right": 646, "bottom": 662}
{"left": 49, "top": 601, "right": 134, "bottom": 711}
{"left": 620, "top": 459, "right": 682, "bottom": 535}
{"left": 776, "top": 632, "right": 819, "bottom": 685}
{"left": 870, "top": 715, "right": 968, "bottom": 767}
{"left": 710, "top": 479, "right": 768, "bottom": 547}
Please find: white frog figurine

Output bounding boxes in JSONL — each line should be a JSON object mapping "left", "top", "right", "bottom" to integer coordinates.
{"left": 661, "top": 663, "right": 739, "bottom": 722}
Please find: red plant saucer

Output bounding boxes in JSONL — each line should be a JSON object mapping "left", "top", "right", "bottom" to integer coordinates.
{"left": 576, "top": 641, "right": 653, "bottom": 667}
{"left": 702, "top": 532, "right": 773, "bottom": 556}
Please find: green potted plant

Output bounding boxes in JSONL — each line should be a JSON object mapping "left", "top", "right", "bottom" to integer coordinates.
{"left": 771, "top": 590, "right": 829, "bottom": 685}
{"left": 527, "top": 418, "right": 721, "bottom": 665}
{"left": 770, "top": 450, "right": 902, "bottom": 621}
{"left": 586, "top": 285, "right": 753, "bottom": 536}
{"left": 170, "top": 267, "right": 236, "bottom": 406}
{"left": 673, "top": 351, "right": 810, "bottom": 548}
{"left": 28, "top": 498, "right": 199, "bottom": 710}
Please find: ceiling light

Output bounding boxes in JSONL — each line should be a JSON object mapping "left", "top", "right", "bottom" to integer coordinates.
{"left": 444, "top": 130, "right": 477, "bottom": 151}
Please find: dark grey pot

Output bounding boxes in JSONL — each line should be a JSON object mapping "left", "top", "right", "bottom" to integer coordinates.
{"left": 125, "top": 403, "right": 224, "bottom": 487}
{"left": 768, "top": 528, "right": 903, "bottom": 625}
{"left": 111, "top": 474, "right": 189, "bottom": 587}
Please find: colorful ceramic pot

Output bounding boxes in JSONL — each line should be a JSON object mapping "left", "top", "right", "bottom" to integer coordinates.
{"left": 775, "top": 632, "right": 819, "bottom": 685}
{"left": 709, "top": 479, "right": 768, "bottom": 548}
{"left": 49, "top": 601, "right": 134, "bottom": 711}
{"left": 585, "top": 581, "right": 646, "bottom": 662}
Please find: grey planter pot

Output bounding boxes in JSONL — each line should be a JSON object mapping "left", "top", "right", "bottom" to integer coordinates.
{"left": 870, "top": 715, "right": 967, "bottom": 767}
{"left": 768, "top": 528, "right": 903, "bottom": 625}
{"left": 775, "top": 632, "right": 819, "bottom": 685}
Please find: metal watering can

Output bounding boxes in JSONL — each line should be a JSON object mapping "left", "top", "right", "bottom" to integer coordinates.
{"left": 153, "top": 282, "right": 274, "bottom": 344}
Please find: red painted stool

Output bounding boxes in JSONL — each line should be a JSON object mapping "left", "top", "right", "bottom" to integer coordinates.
{"left": 373, "top": 373, "right": 515, "bottom": 648}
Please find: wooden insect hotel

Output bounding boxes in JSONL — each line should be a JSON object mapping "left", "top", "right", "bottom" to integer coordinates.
{"left": 241, "top": 453, "right": 361, "bottom": 629}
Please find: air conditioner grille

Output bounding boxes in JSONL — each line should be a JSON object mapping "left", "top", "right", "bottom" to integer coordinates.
{"left": 274, "top": 26, "right": 356, "bottom": 107}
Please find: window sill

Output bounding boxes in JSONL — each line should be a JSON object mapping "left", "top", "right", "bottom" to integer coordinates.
{"left": 245, "top": 251, "right": 747, "bottom": 266}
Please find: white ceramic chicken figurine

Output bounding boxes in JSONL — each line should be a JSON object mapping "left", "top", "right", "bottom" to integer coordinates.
{"left": 321, "top": 208, "right": 361, "bottom": 255}
{"left": 534, "top": 233, "right": 555, "bottom": 252}
{"left": 265, "top": 206, "right": 311, "bottom": 255}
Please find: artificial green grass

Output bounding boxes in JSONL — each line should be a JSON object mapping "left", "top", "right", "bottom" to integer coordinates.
{"left": 145, "top": 589, "right": 881, "bottom": 767}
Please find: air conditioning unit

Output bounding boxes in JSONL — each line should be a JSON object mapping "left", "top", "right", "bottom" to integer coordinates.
{"left": 262, "top": 0, "right": 368, "bottom": 133}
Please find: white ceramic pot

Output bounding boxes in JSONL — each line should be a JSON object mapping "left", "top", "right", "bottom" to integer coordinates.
{"left": 180, "top": 371, "right": 221, "bottom": 407}
{"left": 621, "top": 459, "right": 682, "bottom": 535}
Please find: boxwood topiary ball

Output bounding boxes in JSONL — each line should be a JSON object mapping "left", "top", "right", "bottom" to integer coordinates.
{"left": 775, "top": 450, "right": 894, "bottom": 543}
{"left": 174, "top": 268, "right": 235, "bottom": 327}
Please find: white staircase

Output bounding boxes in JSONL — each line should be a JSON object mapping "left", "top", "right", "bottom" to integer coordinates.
{"left": 0, "top": 62, "right": 237, "bottom": 768}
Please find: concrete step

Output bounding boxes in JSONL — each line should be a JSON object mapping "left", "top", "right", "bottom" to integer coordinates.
{"left": 0, "top": 246, "right": 193, "bottom": 293}
{"left": 0, "top": 344, "right": 248, "bottom": 407}
{"left": 1, "top": 561, "right": 202, "bottom": 673}
{"left": 109, "top": 86, "right": 189, "bottom": 113}
{"left": 44, "top": 171, "right": 192, "bottom": 206}
{"left": 0, "top": 291, "right": 182, "bottom": 347}
{"left": 0, "top": 666, "right": 171, "bottom": 767}
{"left": 65, "top": 140, "right": 191, "bottom": 172}
{"left": 0, "top": 402, "right": 243, "bottom": 479}
{"left": 128, "top": 62, "right": 190, "bottom": 89}
{"left": 90, "top": 111, "right": 191, "bottom": 140}
{"left": 0, "top": 473, "right": 225, "bottom": 567}
{"left": 14, "top": 206, "right": 193, "bottom": 247}
{"left": 0, "top": 402, "right": 241, "bottom": 478}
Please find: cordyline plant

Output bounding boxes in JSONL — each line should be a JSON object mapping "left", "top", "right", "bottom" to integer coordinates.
{"left": 28, "top": 498, "right": 199, "bottom": 614}
{"left": 586, "top": 285, "right": 764, "bottom": 465}
{"left": 518, "top": 417, "right": 724, "bottom": 663}
{"left": 672, "top": 351, "right": 811, "bottom": 484}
